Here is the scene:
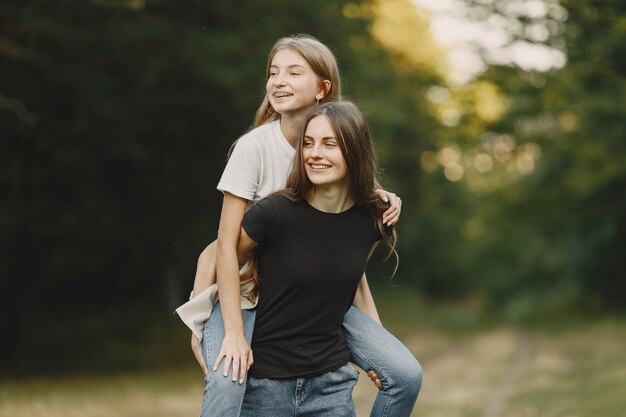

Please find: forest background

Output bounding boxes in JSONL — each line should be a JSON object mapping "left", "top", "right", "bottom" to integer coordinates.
{"left": 1, "top": 0, "right": 624, "bottom": 396}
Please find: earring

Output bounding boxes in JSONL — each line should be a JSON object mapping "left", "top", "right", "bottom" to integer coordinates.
{"left": 316, "top": 98, "right": 320, "bottom": 106}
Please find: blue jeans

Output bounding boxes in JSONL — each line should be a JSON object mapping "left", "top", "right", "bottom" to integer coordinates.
{"left": 239, "top": 363, "right": 358, "bottom": 417}
{"left": 198, "top": 301, "right": 256, "bottom": 415}
{"left": 199, "top": 303, "right": 422, "bottom": 417}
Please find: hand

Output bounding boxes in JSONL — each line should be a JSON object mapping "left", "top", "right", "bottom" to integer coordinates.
{"left": 212, "top": 331, "right": 254, "bottom": 384}
{"left": 191, "top": 333, "right": 209, "bottom": 376}
{"left": 374, "top": 189, "right": 402, "bottom": 226}
{"left": 367, "top": 370, "right": 383, "bottom": 390}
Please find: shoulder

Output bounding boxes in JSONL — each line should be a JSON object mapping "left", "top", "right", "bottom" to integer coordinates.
{"left": 353, "top": 204, "right": 383, "bottom": 240}
{"left": 253, "top": 194, "right": 292, "bottom": 211}
{"left": 244, "top": 195, "right": 293, "bottom": 230}
{"left": 235, "top": 121, "right": 279, "bottom": 148}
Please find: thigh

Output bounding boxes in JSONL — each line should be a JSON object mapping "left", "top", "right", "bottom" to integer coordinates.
{"left": 342, "top": 306, "right": 418, "bottom": 381}
{"left": 239, "top": 377, "right": 296, "bottom": 417}
{"left": 198, "top": 302, "right": 256, "bottom": 417}
{"left": 299, "top": 364, "right": 358, "bottom": 417}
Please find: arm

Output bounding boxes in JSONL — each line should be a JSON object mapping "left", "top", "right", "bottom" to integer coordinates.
{"left": 353, "top": 242, "right": 386, "bottom": 389}
{"left": 192, "top": 240, "right": 218, "bottom": 297}
{"left": 237, "top": 225, "right": 258, "bottom": 255}
{"left": 353, "top": 241, "right": 382, "bottom": 323}
{"left": 352, "top": 273, "right": 381, "bottom": 325}
{"left": 213, "top": 192, "right": 252, "bottom": 384}
{"left": 189, "top": 234, "right": 257, "bottom": 375}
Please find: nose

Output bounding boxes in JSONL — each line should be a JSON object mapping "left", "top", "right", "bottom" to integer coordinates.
{"left": 310, "top": 142, "right": 323, "bottom": 159}
{"left": 273, "top": 73, "right": 287, "bottom": 87}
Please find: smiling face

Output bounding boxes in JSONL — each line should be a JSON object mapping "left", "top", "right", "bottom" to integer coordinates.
{"left": 302, "top": 115, "right": 348, "bottom": 189}
{"left": 266, "top": 48, "right": 325, "bottom": 117}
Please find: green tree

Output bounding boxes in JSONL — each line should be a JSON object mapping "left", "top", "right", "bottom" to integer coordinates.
{"left": 0, "top": 0, "right": 443, "bottom": 374}
{"left": 415, "top": 0, "right": 626, "bottom": 313}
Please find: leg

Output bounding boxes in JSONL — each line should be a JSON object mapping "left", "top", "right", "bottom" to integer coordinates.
{"left": 239, "top": 377, "right": 297, "bottom": 417}
{"left": 198, "top": 301, "right": 256, "bottom": 417}
{"left": 298, "top": 364, "right": 358, "bottom": 417}
{"left": 343, "top": 306, "right": 423, "bottom": 417}
{"left": 193, "top": 240, "right": 217, "bottom": 297}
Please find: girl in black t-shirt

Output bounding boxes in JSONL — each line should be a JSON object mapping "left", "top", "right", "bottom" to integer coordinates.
{"left": 232, "top": 101, "right": 409, "bottom": 416}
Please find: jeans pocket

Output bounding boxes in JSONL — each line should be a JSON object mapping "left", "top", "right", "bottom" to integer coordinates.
{"left": 343, "top": 364, "right": 360, "bottom": 381}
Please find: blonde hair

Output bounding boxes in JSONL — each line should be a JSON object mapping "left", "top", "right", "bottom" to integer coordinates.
{"left": 253, "top": 34, "right": 342, "bottom": 127}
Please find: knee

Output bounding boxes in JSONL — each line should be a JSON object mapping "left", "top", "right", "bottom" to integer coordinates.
{"left": 382, "top": 355, "right": 423, "bottom": 398}
{"left": 406, "top": 358, "right": 423, "bottom": 395}
{"left": 197, "top": 241, "right": 216, "bottom": 266}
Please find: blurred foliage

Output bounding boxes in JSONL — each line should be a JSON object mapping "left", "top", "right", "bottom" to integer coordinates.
{"left": 1, "top": 0, "right": 624, "bottom": 375}
{"left": 410, "top": 0, "right": 625, "bottom": 317}
{"left": 0, "top": 0, "right": 439, "bottom": 374}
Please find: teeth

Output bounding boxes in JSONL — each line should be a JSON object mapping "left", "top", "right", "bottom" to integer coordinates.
{"left": 311, "top": 164, "right": 330, "bottom": 169}
{"left": 274, "top": 92, "right": 293, "bottom": 98}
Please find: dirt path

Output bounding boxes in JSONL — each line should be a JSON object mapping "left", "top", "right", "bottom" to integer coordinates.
{"left": 352, "top": 329, "right": 533, "bottom": 417}
{"left": 483, "top": 331, "right": 532, "bottom": 417}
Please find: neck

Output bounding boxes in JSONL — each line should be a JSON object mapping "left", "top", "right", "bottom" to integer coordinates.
{"left": 306, "top": 183, "right": 354, "bottom": 213}
{"left": 279, "top": 112, "right": 308, "bottom": 149}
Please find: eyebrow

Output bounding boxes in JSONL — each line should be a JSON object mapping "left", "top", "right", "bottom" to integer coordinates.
{"left": 270, "top": 64, "right": 307, "bottom": 70}
{"left": 304, "top": 135, "right": 337, "bottom": 141}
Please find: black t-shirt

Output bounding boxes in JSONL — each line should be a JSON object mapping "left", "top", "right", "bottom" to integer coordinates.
{"left": 242, "top": 195, "right": 381, "bottom": 379}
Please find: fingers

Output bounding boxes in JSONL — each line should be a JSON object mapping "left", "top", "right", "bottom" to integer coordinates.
{"left": 222, "top": 353, "right": 233, "bottom": 378}
{"left": 241, "top": 350, "right": 254, "bottom": 384}
{"left": 212, "top": 349, "right": 252, "bottom": 384}
{"left": 212, "top": 350, "right": 226, "bottom": 374}
{"left": 374, "top": 188, "right": 389, "bottom": 203}
{"left": 375, "top": 189, "right": 402, "bottom": 226}
{"left": 236, "top": 354, "right": 249, "bottom": 384}
{"left": 191, "top": 335, "right": 208, "bottom": 376}
{"left": 231, "top": 353, "right": 240, "bottom": 382}
{"left": 382, "top": 196, "right": 401, "bottom": 226}
{"left": 367, "top": 370, "right": 383, "bottom": 390}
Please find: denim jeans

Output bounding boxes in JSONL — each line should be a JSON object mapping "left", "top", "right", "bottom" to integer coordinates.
{"left": 199, "top": 303, "right": 422, "bottom": 417}
{"left": 239, "top": 363, "right": 358, "bottom": 417}
{"left": 198, "top": 301, "right": 256, "bottom": 416}
{"left": 343, "top": 306, "right": 422, "bottom": 417}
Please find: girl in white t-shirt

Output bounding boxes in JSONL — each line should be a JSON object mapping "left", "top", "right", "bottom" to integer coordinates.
{"left": 177, "top": 34, "right": 422, "bottom": 417}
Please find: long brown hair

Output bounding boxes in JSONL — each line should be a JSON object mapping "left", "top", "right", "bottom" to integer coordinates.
{"left": 286, "top": 101, "right": 397, "bottom": 263}
{"left": 241, "top": 101, "right": 398, "bottom": 300}
{"left": 253, "top": 34, "right": 342, "bottom": 127}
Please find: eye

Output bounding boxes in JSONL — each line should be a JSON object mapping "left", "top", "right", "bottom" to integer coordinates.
{"left": 290, "top": 72, "right": 301, "bottom": 76}
{"left": 303, "top": 140, "right": 314, "bottom": 148}
{"left": 325, "top": 141, "right": 337, "bottom": 148}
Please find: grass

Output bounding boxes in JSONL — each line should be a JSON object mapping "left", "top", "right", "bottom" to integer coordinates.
{"left": 2, "top": 291, "right": 625, "bottom": 417}
{"left": 354, "top": 319, "right": 626, "bottom": 417}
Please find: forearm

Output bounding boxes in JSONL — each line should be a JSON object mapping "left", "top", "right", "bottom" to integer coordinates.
{"left": 216, "top": 243, "right": 245, "bottom": 334}
{"left": 191, "top": 240, "right": 218, "bottom": 298}
{"left": 353, "top": 274, "right": 381, "bottom": 324}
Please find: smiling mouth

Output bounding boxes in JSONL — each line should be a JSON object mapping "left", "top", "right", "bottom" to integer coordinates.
{"left": 309, "top": 164, "right": 331, "bottom": 170}
{"left": 273, "top": 92, "right": 293, "bottom": 98}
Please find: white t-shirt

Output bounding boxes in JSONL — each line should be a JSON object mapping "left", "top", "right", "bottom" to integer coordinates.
{"left": 217, "top": 120, "right": 295, "bottom": 203}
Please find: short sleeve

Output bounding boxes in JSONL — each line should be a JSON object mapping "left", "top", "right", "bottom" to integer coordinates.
{"left": 368, "top": 209, "right": 391, "bottom": 244}
{"left": 217, "top": 138, "right": 261, "bottom": 201}
{"left": 241, "top": 196, "right": 279, "bottom": 245}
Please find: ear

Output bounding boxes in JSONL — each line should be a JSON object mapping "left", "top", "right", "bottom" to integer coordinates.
{"left": 316, "top": 80, "right": 332, "bottom": 101}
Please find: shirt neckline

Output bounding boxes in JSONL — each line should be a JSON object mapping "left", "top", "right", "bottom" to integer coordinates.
{"left": 302, "top": 198, "right": 357, "bottom": 215}
{"left": 272, "top": 120, "right": 297, "bottom": 154}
